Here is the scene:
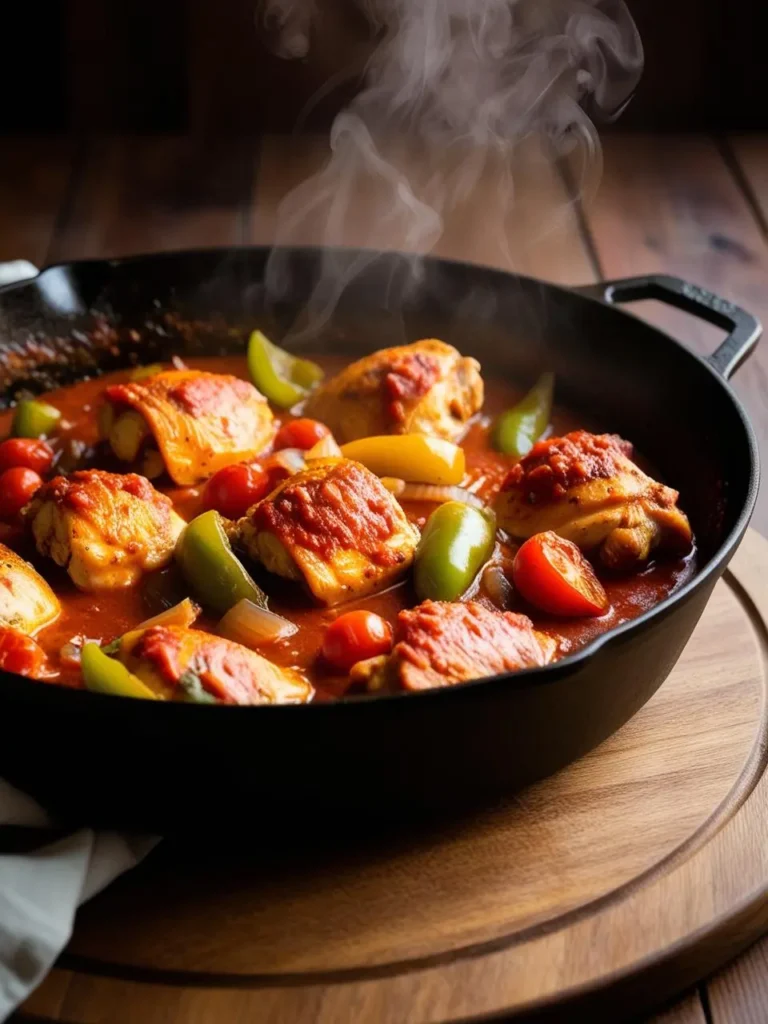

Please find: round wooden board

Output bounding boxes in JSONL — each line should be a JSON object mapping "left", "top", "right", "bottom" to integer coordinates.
{"left": 22, "top": 531, "right": 768, "bottom": 1024}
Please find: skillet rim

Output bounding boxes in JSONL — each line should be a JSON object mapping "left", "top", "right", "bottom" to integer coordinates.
{"left": 0, "top": 245, "right": 760, "bottom": 710}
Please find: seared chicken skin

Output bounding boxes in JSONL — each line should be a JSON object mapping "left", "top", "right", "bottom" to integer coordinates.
{"left": 24, "top": 470, "right": 185, "bottom": 591}
{"left": 238, "top": 458, "right": 419, "bottom": 606}
{"left": 100, "top": 370, "right": 275, "bottom": 486}
{"left": 351, "top": 600, "right": 555, "bottom": 692}
{"left": 303, "top": 339, "right": 483, "bottom": 443}
{"left": 494, "top": 431, "right": 693, "bottom": 570}
{"left": 118, "top": 625, "right": 311, "bottom": 705}
{"left": 0, "top": 543, "right": 60, "bottom": 634}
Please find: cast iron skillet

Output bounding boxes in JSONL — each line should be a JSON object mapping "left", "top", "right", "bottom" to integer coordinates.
{"left": 0, "top": 247, "right": 760, "bottom": 831}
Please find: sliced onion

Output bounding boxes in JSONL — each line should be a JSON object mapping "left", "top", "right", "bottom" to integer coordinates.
{"left": 53, "top": 438, "right": 93, "bottom": 475}
{"left": 59, "top": 636, "right": 100, "bottom": 668}
{"left": 137, "top": 597, "right": 200, "bottom": 630}
{"left": 482, "top": 563, "right": 514, "bottom": 610}
{"left": 399, "top": 483, "right": 486, "bottom": 509}
{"left": 271, "top": 448, "right": 306, "bottom": 475}
{"left": 219, "top": 599, "right": 298, "bottom": 647}
{"left": 380, "top": 476, "right": 406, "bottom": 496}
{"left": 466, "top": 475, "right": 487, "bottom": 494}
{"left": 305, "top": 434, "right": 342, "bottom": 459}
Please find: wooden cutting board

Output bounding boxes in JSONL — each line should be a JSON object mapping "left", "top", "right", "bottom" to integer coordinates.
{"left": 21, "top": 531, "right": 768, "bottom": 1023}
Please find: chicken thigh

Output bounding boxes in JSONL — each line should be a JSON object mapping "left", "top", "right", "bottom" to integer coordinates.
{"left": 25, "top": 470, "right": 185, "bottom": 591}
{"left": 0, "top": 543, "right": 60, "bottom": 634}
{"left": 303, "top": 339, "right": 483, "bottom": 443}
{"left": 351, "top": 600, "right": 556, "bottom": 692}
{"left": 494, "top": 431, "right": 693, "bottom": 570}
{"left": 100, "top": 369, "right": 275, "bottom": 485}
{"left": 237, "top": 457, "right": 419, "bottom": 606}
{"left": 118, "top": 625, "right": 311, "bottom": 704}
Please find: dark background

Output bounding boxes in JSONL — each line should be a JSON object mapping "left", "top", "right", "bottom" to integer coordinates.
{"left": 2, "top": 0, "right": 766, "bottom": 135}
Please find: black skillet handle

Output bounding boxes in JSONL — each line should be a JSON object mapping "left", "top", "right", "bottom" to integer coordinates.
{"left": 573, "top": 274, "right": 762, "bottom": 380}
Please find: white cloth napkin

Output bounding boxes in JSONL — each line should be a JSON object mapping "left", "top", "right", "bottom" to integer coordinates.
{"left": 0, "top": 778, "right": 157, "bottom": 1021}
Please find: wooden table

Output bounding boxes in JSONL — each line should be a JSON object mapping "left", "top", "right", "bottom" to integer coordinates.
{"left": 2, "top": 132, "right": 768, "bottom": 1023}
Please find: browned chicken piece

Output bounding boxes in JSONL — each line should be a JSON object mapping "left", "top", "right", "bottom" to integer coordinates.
{"left": 351, "top": 600, "right": 556, "bottom": 692}
{"left": 494, "top": 431, "right": 693, "bottom": 570}
{"left": 117, "top": 625, "right": 312, "bottom": 705}
{"left": 303, "top": 339, "right": 483, "bottom": 443}
{"left": 24, "top": 470, "right": 185, "bottom": 591}
{"left": 0, "top": 543, "right": 60, "bottom": 634}
{"left": 237, "top": 457, "right": 419, "bottom": 606}
{"left": 100, "top": 370, "right": 275, "bottom": 485}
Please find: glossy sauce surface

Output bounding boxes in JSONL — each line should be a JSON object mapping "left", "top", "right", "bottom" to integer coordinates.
{"left": 0, "top": 355, "right": 696, "bottom": 700}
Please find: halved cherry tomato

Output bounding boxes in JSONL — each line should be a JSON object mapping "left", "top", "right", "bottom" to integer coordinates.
{"left": 0, "top": 628, "right": 47, "bottom": 677}
{"left": 0, "top": 438, "right": 54, "bottom": 476}
{"left": 274, "top": 418, "right": 329, "bottom": 451}
{"left": 0, "top": 467, "right": 42, "bottom": 523}
{"left": 203, "top": 463, "right": 270, "bottom": 520}
{"left": 322, "top": 610, "right": 394, "bottom": 672}
{"left": 512, "top": 531, "right": 609, "bottom": 617}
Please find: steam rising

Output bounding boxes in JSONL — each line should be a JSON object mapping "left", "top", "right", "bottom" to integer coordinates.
{"left": 261, "top": 0, "right": 642, "bottom": 327}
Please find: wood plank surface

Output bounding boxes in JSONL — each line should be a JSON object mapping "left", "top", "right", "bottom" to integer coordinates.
{"left": 0, "top": 139, "right": 76, "bottom": 266}
{"left": 250, "top": 134, "right": 332, "bottom": 244}
{"left": 729, "top": 135, "right": 768, "bottom": 239}
{"left": 16, "top": 970, "right": 73, "bottom": 1022}
{"left": 250, "top": 134, "right": 595, "bottom": 284}
{"left": 708, "top": 933, "right": 768, "bottom": 1023}
{"left": 648, "top": 990, "right": 708, "bottom": 1024}
{"left": 584, "top": 133, "right": 768, "bottom": 535}
{"left": 48, "top": 136, "right": 255, "bottom": 263}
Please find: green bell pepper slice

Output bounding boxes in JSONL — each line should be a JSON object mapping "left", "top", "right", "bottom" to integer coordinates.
{"left": 175, "top": 510, "right": 268, "bottom": 616}
{"left": 492, "top": 372, "right": 554, "bottom": 458}
{"left": 414, "top": 501, "right": 497, "bottom": 602}
{"left": 247, "top": 330, "right": 323, "bottom": 409}
{"left": 81, "top": 642, "right": 157, "bottom": 700}
{"left": 12, "top": 399, "right": 62, "bottom": 439}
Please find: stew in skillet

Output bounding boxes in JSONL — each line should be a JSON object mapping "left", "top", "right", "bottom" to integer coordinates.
{"left": 0, "top": 335, "right": 695, "bottom": 703}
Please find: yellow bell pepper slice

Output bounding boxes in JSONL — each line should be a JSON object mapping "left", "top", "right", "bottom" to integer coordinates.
{"left": 340, "top": 435, "right": 465, "bottom": 485}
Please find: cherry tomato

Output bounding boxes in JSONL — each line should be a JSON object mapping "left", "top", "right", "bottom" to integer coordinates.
{"left": 322, "top": 611, "right": 394, "bottom": 672}
{"left": 203, "top": 463, "right": 270, "bottom": 520}
{"left": 0, "top": 467, "right": 42, "bottom": 523}
{"left": 0, "top": 628, "right": 47, "bottom": 677}
{"left": 0, "top": 438, "right": 54, "bottom": 476}
{"left": 274, "top": 418, "right": 330, "bottom": 451}
{"left": 512, "top": 531, "right": 609, "bottom": 617}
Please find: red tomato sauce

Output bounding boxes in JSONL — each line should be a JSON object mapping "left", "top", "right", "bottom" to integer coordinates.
{"left": 0, "top": 355, "right": 696, "bottom": 700}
